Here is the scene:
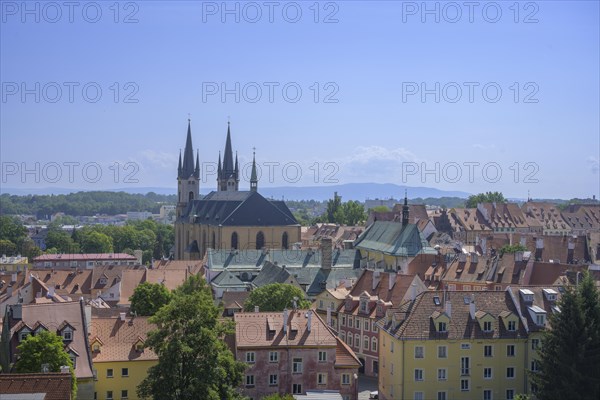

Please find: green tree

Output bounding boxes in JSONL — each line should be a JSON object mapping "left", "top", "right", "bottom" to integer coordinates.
{"left": 342, "top": 200, "right": 367, "bottom": 225}
{"left": 20, "top": 237, "right": 42, "bottom": 259}
{"left": 579, "top": 272, "right": 600, "bottom": 398}
{"left": 499, "top": 244, "right": 527, "bottom": 256}
{"left": 244, "top": 283, "right": 312, "bottom": 312}
{"left": 326, "top": 192, "right": 342, "bottom": 223}
{"left": 261, "top": 395, "right": 295, "bottom": 400}
{"left": 0, "top": 239, "right": 17, "bottom": 256}
{"left": 130, "top": 282, "right": 173, "bottom": 316}
{"left": 465, "top": 191, "right": 506, "bottom": 208}
{"left": 81, "top": 231, "right": 113, "bottom": 253}
{"left": 0, "top": 216, "right": 27, "bottom": 249}
{"left": 532, "top": 280, "right": 597, "bottom": 399}
{"left": 45, "top": 230, "right": 80, "bottom": 254}
{"left": 137, "top": 276, "right": 245, "bottom": 400}
{"left": 15, "top": 330, "right": 77, "bottom": 398}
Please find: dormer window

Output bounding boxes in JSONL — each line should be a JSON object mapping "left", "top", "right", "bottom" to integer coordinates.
{"left": 508, "top": 321, "right": 516, "bottom": 331}
{"left": 519, "top": 289, "right": 534, "bottom": 303}
{"left": 543, "top": 288, "right": 558, "bottom": 302}
{"left": 19, "top": 328, "right": 31, "bottom": 342}
{"left": 99, "top": 277, "right": 108, "bottom": 285}
{"left": 483, "top": 321, "right": 492, "bottom": 332}
{"left": 438, "top": 322, "right": 447, "bottom": 332}
{"left": 62, "top": 328, "right": 73, "bottom": 341}
{"left": 527, "top": 305, "right": 547, "bottom": 326}
{"left": 360, "top": 299, "right": 367, "bottom": 313}
{"left": 536, "top": 314, "right": 546, "bottom": 325}
{"left": 93, "top": 343, "right": 101, "bottom": 353}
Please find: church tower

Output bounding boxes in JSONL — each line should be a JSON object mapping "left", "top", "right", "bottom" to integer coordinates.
{"left": 250, "top": 149, "right": 258, "bottom": 192}
{"left": 402, "top": 190, "right": 410, "bottom": 227}
{"left": 177, "top": 119, "right": 200, "bottom": 218}
{"left": 217, "top": 122, "right": 239, "bottom": 191}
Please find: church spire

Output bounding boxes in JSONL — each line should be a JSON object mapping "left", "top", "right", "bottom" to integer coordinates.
{"left": 194, "top": 149, "right": 200, "bottom": 179}
{"left": 402, "top": 189, "right": 409, "bottom": 227}
{"left": 250, "top": 148, "right": 258, "bottom": 192}
{"left": 235, "top": 152, "right": 239, "bottom": 178}
{"left": 217, "top": 151, "right": 222, "bottom": 176}
{"left": 222, "top": 121, "right": 234, "bottom": 174}
{"left": 181, "top": 119, "right": 195, "bottom": 178}
{"left": 178, "top": 149, "right": 182, "bottom": 177}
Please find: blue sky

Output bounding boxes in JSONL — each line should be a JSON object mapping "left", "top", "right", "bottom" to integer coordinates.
{"left": 1, "top": 0, "right": 599, "bottom": 199}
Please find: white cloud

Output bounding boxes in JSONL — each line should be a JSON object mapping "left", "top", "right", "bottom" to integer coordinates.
{"left": 588, "top": 156, "right": 599, "bottom": 174}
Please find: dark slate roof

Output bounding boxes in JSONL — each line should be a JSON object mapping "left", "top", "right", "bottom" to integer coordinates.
{"left": 207, "top": 249, "right": 361, "bottom": 270}
{"left": 251, "top": 262, "right": 293, "bottom": 287}
{"left": 180, "top": 191, "right": 298, "bottom": 226}
{"left": 354, "top": 221, "right": 436, "bottom": 257}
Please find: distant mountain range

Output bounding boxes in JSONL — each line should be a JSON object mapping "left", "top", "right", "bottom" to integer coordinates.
{"left": 1, "top": 183, "right": 470, "bottom": 201}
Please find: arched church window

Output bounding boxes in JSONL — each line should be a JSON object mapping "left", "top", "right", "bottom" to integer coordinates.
{"left": 256, "top": 231, "right": 265, "bottom": 250}
{"left": 231, "top": 232, "right": 238, "bottom": 249}
{"left": 211, "top": 232, "right": 216, "bottom": 249}
{"left": 282, "top": 232, "right": 289, "bottom": 249}
{"left": 188, "top": 191, "right": 194, "bottom": 201}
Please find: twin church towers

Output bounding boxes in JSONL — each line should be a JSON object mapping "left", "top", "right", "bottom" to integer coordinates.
{"left": 176, "top": 120, "right": 258, "bottom": 218}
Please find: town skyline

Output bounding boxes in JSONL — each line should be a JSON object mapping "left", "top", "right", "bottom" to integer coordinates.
{"left": 2, "top": 1, "right": 599, "bottom": 199}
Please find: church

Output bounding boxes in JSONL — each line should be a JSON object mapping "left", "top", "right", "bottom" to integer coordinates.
{"left": 174, "top": 120, "right": 300, "bottom": 260}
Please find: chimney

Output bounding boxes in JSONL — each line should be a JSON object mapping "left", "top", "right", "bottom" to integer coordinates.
{"left": 326, "top": 306, "right": 332, "bottom": 327}
{"left": 373, "top": 271, "right": 381, "bottom": 291}
{"left": 469, "top": 295, "right": 476, "bottom": 319}
{"left": 119, "top": 312, "right": 126, "bottom": 322}
{"left": 388, "top": 272, "right": 396, "bottom": 291}
{"left": 480, "top": 238, "right": 487, "bottom": 255}
{"left": 283, "top": 309, "right": 289, "bottom": 334}
{"left": 536, "top": 238, "right": 544, "bottom": 249}
{"left": 11, "top": 273, "right": 17, "bottom": 283}
{"left": 515, "top": 251, "right": 523, "bottom": 262}
{"left": 445, "top": 299, "right": 452, "bottom": 318}
{"left": 321, "top": 238, "right": 333, "bottom": 270}
{"left": 410, "top": 282, "right": 417, "bottom": 301}
{"left": 254, "top": 305, "right": 259, "bottom": 313}
{"left": 307, "top": 310, "right": 312, "bottom": 332}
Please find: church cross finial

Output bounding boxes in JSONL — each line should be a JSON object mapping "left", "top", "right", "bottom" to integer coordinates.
{"left": 188, "top": 113, "right": 191, "bottom": 122}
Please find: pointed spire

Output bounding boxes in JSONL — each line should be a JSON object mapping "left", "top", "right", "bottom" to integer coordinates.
{"left": 250, "top": 148, "right": 258, "bottom": 192}
{"left": 222, "top": 121, "right": 234, "bottom": 175}
{"left": 181, "top": 119, "right": 195, "bottom": 178}
{"left": 217, "top": 151, "right": 222, "bottom": 175}
{"left": 194, "top": 149, "right": 200, "bottom": 178}
{"left": 178, "top": 149, "right": 182, "bottom": 177}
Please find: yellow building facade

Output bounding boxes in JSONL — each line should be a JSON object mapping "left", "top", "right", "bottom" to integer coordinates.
{"left": 378, "top": 290, "right": 528, "bottom": 400}
{"left": 93, "top": 360, "right": 157, "bottom": 400}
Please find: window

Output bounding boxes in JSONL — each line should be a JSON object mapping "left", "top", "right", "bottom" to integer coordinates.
{"left": 342, "top": 374, "right": 351, "bottom": 385}
{"left": 484, "top": 345, "right": 493, "bottom": 357}
{"left": 62, "top": 328, "right": 73, "bottom": 341}
{"left": 317, "top": 373, "right": 327, "bottom": 385}
{"left": 483, "top": 321, "right": 492, "bottom": 332}
{"left": 438, "top": 321, "right": 447, "bottom": 332}
{"left": 437, "top": 368, "right": 447, "bottom": 381}
{"left": 438, "top": 345, "right": 447, "bottom": 358}
{"left": 372, "top": 323, "right": 378, "bottom": 333}
{"left": 437, "top": 392, "right": 447, "bottom": 400}
{"left": 347, "top": 334, "right": 353, "bottom": 347}
{"left": 414, "top": 393, "right": 424, "bottom": 400}
{"left": 245, "top": 375, "right": 255, "bottom": 387}
{"left": 360, "top": 300, "right": 367, "bottom": 313}
{"left": 536, "top": 314, "right": 545, "bottom": 325}
{"left": 318, "top": 351, "right": 327, "bottom": 362}
{"left": 92, "top": 343, "right": 101, "bottom": 352}
{"left": 531, "top": 339, "right": 540, "bottom": 350}
{"left": 461, "top": 379, "right": 470, "bottom": 391}
{"left": 414, "top": 369, "right": 423, "bottom": 381}
{"left": 531, "top": 360, "right": 540, "bottom": 372}
{"left": 371, "top": 337, "right": 377, "bottom": 352}
{"left": 292, "top": 384, "right": 302, "bottom": 394}
{"left": 348, "top": 317, "right": 353, "bottom": 328}
{"left": 231, "top": 232, "right": 238, "bottom": 249}
{"left": 415, "top": 346, "right": 424, "bottom": 359}
{"left": 461, "top": 357, "right": 470, "bottom": 376}
{"left": 269, "top": 374, "right": 278, "bottom": 386}
{"left": 107, "top": 391, "right": 113, "bottom": 400}
{"left": 19, "top": 330, "right": 30, "bottom": 342}
{"left": 461, "top": 343, "right": 471, "bottom": 350}
{"left": 506, "top": 389, "right": 515, "bottom": 400}
{"left": 390, "top": 341, "right": 394, "bottom": 353}
{"left": 69, "top": 355, "right": 77, "bottom": 369}
{"left": 282, "top": 232, "right": 289, "bottom": 249}
{"left": 391, "top": 363, "right": 394, "bottom": 375}
{"left": 484, "top": 367, "right": 492, "bottom": 379}
{"left": 269, "top": 351, "right": 279, "bottom": 362}
{"left": 255, "top": 231, "right": 265, "bottom": 250}
{"left": 121, "top": 390, "right": 128, "bottom": 400}
{"left": 246, "top": 352, "right": 255, "bottom": 363}
{"left": 121, "top": 368, "right": 128, "bottom": 377}
{"left": 293, "top": 358, "right": 303, "bottom": 373}
{"left": 355, "top": 318, "right": 360, "bottom": 329}
{"left": 364, "top": 336, "right": 369, "bottom": 350}
{"left": 507, "top": 367, "right": 515, "bottom": 378}
{"left": 508, "top": 320, "right": 516, "bottom": 331}
{"left": 107, "top": 369, "right": 113, "bottom": 378}
{"left": 364, "top": 320, "right": 370, "bottom": 331}
{"left": 484, "top": 389, "right": 492, "bottom": 400}
{"left": 507, "top": 345, "right": 515, "bottom": 357}
{"left": 319, "top": 300, "right": 324, "bottom": 309}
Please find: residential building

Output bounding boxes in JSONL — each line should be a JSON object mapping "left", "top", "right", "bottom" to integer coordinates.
{"left": 33, "top": 253, "right": 138, "bottom": 269}
{"left": 0, "top": 301, "right": 95, "bottom": 399}
{"left": 378, "top": 290, "right": 527, "bottom": 400}
{"left": 90, "top": 314, "right": 158, "bottom": 400}
{"left": 233, "top": 309, "right": 361, "bottom": 400}
{"left": 314, "top": 284, "right": 350, "bottom": 330}
{"left": 337, "top": 270, "right": 427, "bottom": 377}
{"left": 0, "top": 255, "right": 28, "bottom": 272}
{"left": 0, "top": 372, "right": 72, "bottom": 399}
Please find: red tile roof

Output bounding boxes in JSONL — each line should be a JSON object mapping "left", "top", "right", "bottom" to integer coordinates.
{"left": 0, "top": 373, "right": 72, "bottom": 400}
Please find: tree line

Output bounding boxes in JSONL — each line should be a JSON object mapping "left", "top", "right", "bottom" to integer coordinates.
{"left": 0, "top": 191, "right": 176, "bottom": 218}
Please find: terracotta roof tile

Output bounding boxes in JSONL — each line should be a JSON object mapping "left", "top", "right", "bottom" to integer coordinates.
{"left": 90, "top": 316, "right": 157, "bottom": 363}
{"left": 0, "top": 373, "right": 72, "bottom": 400}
